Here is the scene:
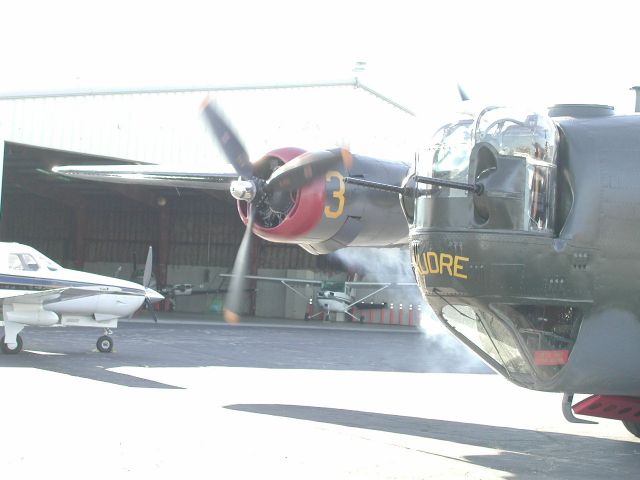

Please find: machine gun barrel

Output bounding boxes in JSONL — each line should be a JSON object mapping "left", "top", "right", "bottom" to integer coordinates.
{"left": 343, "top": 177, "right": 412, "bottom": 195}
{"left": 414, "top": 176, "right": 483, "bottom": 195}
{"left": 343, "top": 176, "right": 483, "bottom": 196}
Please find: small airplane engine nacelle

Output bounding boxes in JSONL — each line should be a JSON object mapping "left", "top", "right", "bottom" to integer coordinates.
{"left": 44, "top": 293, "right": 145, "bottom": 319}
{"left": 239, "top": 148, "right": 410, "bottom": 254}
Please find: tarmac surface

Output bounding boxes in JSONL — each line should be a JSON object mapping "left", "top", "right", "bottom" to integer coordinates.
{"left": 1, "top": 313, "right": 639, "bottom": 479}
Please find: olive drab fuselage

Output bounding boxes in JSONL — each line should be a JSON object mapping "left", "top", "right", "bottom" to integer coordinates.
{"left": 410, "top": 106, "right": 640, "bottom": 396}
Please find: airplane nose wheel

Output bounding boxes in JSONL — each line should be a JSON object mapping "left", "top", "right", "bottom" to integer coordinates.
{"left": 96, "top": 332, "right": 113, "bottom": 353}
{"left": 1, "top": 334, "right": 23, "bottom": 354}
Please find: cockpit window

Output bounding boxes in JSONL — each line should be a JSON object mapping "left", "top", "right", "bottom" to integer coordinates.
{"left": 474, "top": 107, "right": 558, "bottom": 163}
{"left": 321, "top": 281, "right": 346, "bottom": 293}
{"left": 416, "top": 106, "right": 559, "bottom": 234}
{"left": 8, "top": 254, "right": 23, "bottom": 271}
{"left": 474, "top": 107, "right": 558, "bottom": 232}
{"left": 8, "top": 253, "right": 40, "bottom": 271}
{"left": 22, "top": 254, "right": 39, "bottom": 271}
{"left": 431, "top": 119, "right": 474, "bottom": 186}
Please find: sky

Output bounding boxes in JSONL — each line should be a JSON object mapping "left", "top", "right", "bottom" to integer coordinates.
{"left": 2, "top": 0, "right": 640, "bottom": 118}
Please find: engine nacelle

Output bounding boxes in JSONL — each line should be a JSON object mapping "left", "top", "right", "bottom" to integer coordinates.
{"left": 44, "top": 293, "right": 145, "bottom": 319}
{"left": 239, "top": 148, "right": 411, "bottom": 254}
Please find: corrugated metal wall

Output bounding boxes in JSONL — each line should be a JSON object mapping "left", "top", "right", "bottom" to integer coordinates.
{"left": 168, "top": 198, "right": 244, "bottom": 268}
{"left": 1, "top": 194, "right": 72, "bottom": 260}
{"left": 2, "top": 192, "right": 318, "bottom": 271}
{"left": 259, "top": 243, "right": 316, "bottom": 270}
{"left": 85, "top": 196, "right": 159, "bottom": 263}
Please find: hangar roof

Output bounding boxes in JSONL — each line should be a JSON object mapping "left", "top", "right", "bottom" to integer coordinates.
{"left": 0, "top": 79, "right": 416, "bottom": 167}
{"left": 0, "top": 79, "right": 416, "bottom": 206}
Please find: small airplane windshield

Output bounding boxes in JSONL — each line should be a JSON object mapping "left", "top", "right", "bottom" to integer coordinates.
{"left": 321, "top": 281, "right": 346, "bottom": 293}
{"left": 8, "top": 253, "right": 40, "bottom": 271}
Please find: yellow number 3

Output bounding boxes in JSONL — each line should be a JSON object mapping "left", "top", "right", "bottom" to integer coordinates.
{"left": 324, "top": 170, "right": 345, "bottom": 218}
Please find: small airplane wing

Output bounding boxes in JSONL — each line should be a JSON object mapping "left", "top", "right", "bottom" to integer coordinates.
{"left": 1, "top": 285, "right": 125, "bottom": 305}
{"left": 52, "top": 164, "right": 238, "bottom": 191}
{"left": 219, "top": 274, "right": 322, "bottom": 285}
{"left": 219, "top": 275, "right": 415, "bottom": 288}
{"left": 1, "top": 288, "right": 67, "bottom": 305}
{"left": 345, "top": 281, "right": 418, "bottom": 287}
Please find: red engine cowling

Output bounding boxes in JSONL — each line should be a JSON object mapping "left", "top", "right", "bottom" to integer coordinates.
{"left": 237, "top": 147, "right": 326, "bottom": 243}
{"left": 238, "top": 147, "right": 411, "bottom": 253}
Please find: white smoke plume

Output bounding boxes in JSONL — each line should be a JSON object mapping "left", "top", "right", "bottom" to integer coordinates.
{"left": 333, "top": 246, "right": 489, "bottom": 372}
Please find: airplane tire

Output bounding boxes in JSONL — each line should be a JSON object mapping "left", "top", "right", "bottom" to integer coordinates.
{"left": 97, "top": 335, "right": 114, "bottom": 353}
{"left": 0, "top": 334, "right": 23, "bottom": 354}
{"left": 622, "top": 421, "right": 640, "bottom": 438}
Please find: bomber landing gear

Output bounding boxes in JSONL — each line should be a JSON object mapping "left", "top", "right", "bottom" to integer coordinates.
{"left": 97, "top": 329, "right": 114, "bottom": 353}
{"left": 1, "top": 334, "right": 23, "bottom": 354}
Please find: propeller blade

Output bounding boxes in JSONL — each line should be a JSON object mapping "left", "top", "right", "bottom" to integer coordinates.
{"left": 457, "top": 84, "right": 470, "bottom": 102}
{"left": 265, "top": 148, "right": 350, "bottom": 193}
{"left": 143, "top": 246, "right": 153, "bottom": 288}
{"left": 223, "top": 207, "right": 256, "bottom": 323}
{"left": 201, "top": 100, "right": 253, "bottom": 179}
{"left": 144, "top": 297, "right": 159, "bottom": 323}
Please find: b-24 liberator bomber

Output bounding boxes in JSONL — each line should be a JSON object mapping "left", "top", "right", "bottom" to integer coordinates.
{"left": 53, "top": 96, "right": 640, "bottom": 438}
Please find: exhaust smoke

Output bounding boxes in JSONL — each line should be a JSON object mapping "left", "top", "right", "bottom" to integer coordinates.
{"left": 332, "top": 246, "right": 489, "bottom": 373}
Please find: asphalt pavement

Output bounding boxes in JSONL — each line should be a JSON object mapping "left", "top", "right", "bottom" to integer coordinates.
{"left": 1, "top": 313, "right": 638, "bottom": 479}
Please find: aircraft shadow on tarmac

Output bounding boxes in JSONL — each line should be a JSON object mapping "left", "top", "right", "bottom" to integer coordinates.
{"left": 0, "top": 322, "right": 491, "bottom": 389}
{"left": 225, "top": 404, "right": 640, "bottom": 478}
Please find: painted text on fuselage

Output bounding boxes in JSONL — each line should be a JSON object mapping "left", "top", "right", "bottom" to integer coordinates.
{"left": 414, "top": 252, "right": 469, "bottom": 279}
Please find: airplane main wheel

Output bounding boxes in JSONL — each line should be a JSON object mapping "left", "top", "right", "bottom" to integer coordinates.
{"left": 96, "top": 335, "right": 113, "bottom": 353}
{"left": 1, "top": 334, "right": 23, "bottom": 354}
{"left": 623, "top": 421, "right": 640, "bottom": 438}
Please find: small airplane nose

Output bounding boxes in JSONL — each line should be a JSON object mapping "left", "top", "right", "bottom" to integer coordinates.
{"left": 145, "top": 288, "right": 164, "bottom": 303}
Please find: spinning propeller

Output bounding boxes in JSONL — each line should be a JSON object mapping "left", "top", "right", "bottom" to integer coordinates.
{"left": 200, "top": 100, "right": 348, "bottom": 322}
{"left": 142, "top": 246, "right": 159, "bottom": 323}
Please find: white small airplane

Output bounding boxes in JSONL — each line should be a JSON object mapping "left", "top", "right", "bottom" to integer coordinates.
{"left": 0, "top": 242, "right": 164, "bottom": 354}
{"left": 220, "top": 274, "right": 416, "bottom": 321}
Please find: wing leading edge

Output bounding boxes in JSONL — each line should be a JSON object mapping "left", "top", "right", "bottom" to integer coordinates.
{"left": 0, "top": 285, "right": 129, "bottom": 306}
{"left": 52, "top": 164, "right": 238, "bottom": 191}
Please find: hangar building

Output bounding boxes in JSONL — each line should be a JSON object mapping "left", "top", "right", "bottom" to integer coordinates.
{"left": 0, "top": 80, "right": 421, "bottom": 320}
